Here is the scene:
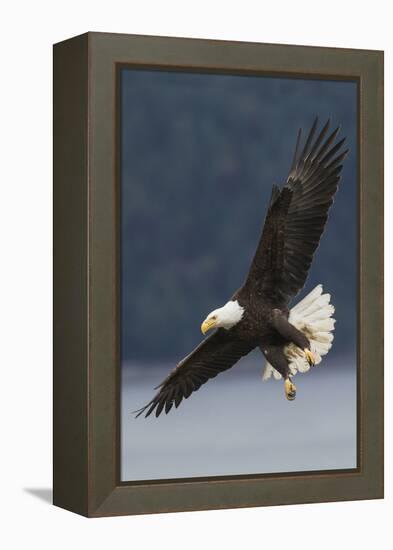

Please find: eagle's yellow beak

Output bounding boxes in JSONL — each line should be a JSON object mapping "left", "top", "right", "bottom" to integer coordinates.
{"left": 201, "top": 318, "right": 217, "bottom": 335}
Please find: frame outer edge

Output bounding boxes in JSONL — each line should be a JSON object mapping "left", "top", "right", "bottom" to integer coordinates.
{"left": 360, "top": 50, "right": 384, "bottom": 497}
{"left": 53, "top": 33, "right": 90, "bottom": 516}
{"left": 83, "top": 32, "right": 384, "bottom": 516}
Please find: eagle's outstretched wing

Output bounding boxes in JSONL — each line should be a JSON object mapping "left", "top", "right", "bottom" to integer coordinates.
{"left": 240, "top": 117, "right": 348, "bottom": 305}
{"left": 135, "top": 330, "right": 254, "bottom": 418}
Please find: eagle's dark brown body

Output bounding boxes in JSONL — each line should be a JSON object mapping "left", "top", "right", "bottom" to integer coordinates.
{"left": 136, "top": 117, "right": 348, "bottom": 418}
{"left": 231, "top": 292, "right": 287, "bottom": 345}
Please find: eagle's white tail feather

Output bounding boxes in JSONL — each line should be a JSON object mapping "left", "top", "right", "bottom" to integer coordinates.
{"left": 263, "top": 285, "right": 335, "bottom": 381}
{"left": 290, "top": 284, "right": 322, "bottom": 313}
{"left": 272, "top": 369, "right": 282, "bottom": 380}
{"left": 302, "top": 305, "right": 335, "bottom": 323}
{"left": 291, "top": 294, "right": 331, "bottom": 320}
{"left": 310, "top": 318, "right": 336, "bottom": 332}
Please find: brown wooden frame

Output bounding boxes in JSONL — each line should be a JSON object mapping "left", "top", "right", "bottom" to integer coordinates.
{"left": 53, "top": 32, "right": 384, "bottom": 517}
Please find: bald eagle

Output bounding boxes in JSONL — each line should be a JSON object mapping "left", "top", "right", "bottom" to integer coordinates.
{"left": 135, "top": 117, "right": 348, "bottom": 418}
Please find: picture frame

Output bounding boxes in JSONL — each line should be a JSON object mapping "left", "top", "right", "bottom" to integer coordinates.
{"left": 53, "top": 32, "right": 383, "bottom": 517}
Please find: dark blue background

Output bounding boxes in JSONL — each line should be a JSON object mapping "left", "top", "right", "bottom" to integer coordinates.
{"left": 120, "top": 69, "right": 357, "bottom": 364}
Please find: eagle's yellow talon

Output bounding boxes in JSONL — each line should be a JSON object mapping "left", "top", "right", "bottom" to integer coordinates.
{"left": 285, "top": 378, "right": 296, "bottom": 401}
{"left": 304, "top": 348, "right": 315, "bottom": 366}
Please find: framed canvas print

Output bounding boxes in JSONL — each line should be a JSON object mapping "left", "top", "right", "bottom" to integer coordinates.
{"left": 53, "top": 32, "right": 383, "bottom": 517}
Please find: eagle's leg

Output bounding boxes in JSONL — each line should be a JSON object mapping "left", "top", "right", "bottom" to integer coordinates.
{"left": 272, "top": 309, "right": 315, "bottom": 366}
{"left": 261, "top": 345, "right": 296, "bottom": 401}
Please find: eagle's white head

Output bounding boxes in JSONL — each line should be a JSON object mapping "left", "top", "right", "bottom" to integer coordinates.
{"left": 201, "top": 300, "right": 245, "bottom": 335}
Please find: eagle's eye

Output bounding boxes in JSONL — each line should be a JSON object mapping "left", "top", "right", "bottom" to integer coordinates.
{"left": 211, "top": 315, "right": 217, "bottom": 320}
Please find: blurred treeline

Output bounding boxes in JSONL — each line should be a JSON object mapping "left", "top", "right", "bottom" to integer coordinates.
{"left": 120, "top": 69, "right": 357, "bottom": 363}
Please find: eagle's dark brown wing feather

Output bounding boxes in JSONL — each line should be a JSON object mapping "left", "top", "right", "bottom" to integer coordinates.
{"left": 237, "top": 184, "right": 292, "bottom": 301}
{"left": 135, "top": 330, "right": 254, "bottom": 418}
{"left": 240, "top": 117, "right": 348, "bottom": 305}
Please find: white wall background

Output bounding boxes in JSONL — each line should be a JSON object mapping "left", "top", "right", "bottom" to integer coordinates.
{"left": 0, "top": 1, "right": 390, "bottom": 548}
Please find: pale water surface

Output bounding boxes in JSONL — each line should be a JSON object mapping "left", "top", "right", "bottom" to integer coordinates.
{"left": 121, "top": 354, "right": 357, "bottom": 481}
